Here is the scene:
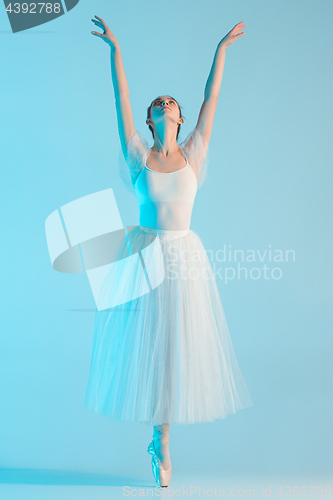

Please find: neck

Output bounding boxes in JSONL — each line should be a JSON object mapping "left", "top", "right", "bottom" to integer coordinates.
{"left": 152, "top": 124, "right": 179, "bottom": 156}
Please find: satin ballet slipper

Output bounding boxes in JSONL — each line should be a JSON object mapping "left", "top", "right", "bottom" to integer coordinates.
{"left": 147, "top": 440, "right": 172, "bottom": 487}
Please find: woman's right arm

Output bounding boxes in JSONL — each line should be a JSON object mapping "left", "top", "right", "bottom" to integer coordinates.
{"left": 111, "top": 44, "right": 137, "bottom": 157}
{"left": 91, "top": 16, "right": 141, "bottom": 160}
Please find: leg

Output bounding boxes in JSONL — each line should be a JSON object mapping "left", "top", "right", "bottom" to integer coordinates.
{"left": 152, "top": 423, "right": 171, "bottom": 470}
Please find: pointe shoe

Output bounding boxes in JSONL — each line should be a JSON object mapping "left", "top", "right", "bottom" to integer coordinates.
{"left": 147, "top": 440, "right": 172, "bottom": 487}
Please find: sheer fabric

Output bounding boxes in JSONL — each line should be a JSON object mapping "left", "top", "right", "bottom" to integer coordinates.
{"left": 84, "top": 225, "right": 253, "bottom": 425}
{"left": 118, "top": 127, "right": 209, "bottom": 196}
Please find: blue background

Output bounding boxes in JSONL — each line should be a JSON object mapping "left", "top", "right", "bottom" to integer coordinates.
{"left": 1, "top": 0, "right": 332, "bottom": 496}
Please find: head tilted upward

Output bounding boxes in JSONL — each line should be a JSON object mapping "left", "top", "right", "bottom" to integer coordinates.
{"left": 146, "top": 96, "right": 185, "bottom": 154}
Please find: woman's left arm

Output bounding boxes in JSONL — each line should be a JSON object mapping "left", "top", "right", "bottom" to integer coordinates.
{"left": 196, "top": 21, "right": 246, "bottom": 145}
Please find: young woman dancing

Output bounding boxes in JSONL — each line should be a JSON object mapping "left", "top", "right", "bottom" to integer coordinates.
{"left": 85, "top": 15, "right": 253, "bottom": 488}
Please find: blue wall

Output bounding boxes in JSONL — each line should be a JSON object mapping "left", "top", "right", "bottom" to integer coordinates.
{"left": 0, "top": 0, "right": 332, "bottom": 482}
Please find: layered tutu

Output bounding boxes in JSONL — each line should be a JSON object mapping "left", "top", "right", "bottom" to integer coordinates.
{"left": 84, "top": 225, "right": 253, "bottom": 426}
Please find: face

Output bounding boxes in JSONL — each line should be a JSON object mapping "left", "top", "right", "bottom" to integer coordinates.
{"left": 147, "top": 96, "right": 183, "bottom": 128}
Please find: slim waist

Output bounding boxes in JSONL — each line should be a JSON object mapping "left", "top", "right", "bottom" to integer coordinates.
{"left": 140, "top": 225, "right": 190, "bottom": 242}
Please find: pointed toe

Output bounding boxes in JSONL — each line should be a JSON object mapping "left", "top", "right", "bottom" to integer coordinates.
{"left": 147, "top": 440, "right": 172, "bottom": 487}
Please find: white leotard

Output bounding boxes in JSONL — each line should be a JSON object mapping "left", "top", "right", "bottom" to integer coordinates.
{"left": 134, "top": 158, "right": 198, "bottom": 230}
{"left": 118, "top": 127, "right": 209, "bottom": 230}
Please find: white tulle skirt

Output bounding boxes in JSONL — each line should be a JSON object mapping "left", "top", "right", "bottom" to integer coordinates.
{"left": 84, "top": 225, "right": 253, "bottom": 426}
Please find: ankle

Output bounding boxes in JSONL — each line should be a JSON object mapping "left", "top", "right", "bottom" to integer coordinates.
{"left": 153, "top": 428, "right": 169, "bottom": 440}
{"left": 154, "top": 437, "right": 169, "bottom": 448}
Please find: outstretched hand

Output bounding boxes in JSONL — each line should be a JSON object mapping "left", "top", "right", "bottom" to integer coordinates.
{"left": 219, "top": 22, "right": 246, "bottom": 49}
{"left": 91, "top": 15, "right": 118, "bottom": 48}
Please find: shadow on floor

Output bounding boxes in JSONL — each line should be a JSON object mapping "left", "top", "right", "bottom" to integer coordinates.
{"left": 0, "top": 469, "right": 153, "bottom": 487}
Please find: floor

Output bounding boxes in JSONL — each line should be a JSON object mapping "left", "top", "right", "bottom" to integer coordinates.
{"left": 0, "top": 469, "right": 332, "bottom": 500}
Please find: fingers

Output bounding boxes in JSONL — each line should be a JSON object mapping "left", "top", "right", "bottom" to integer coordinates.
{"left": 91, "top": 16, "right": 106, "bottom": 36}
{"left": 228, "top": 22, "right": 245, "bottom": 37}
{"left": 233, "top": 22, "right": 246, "bottom": 32}
{"left": 93, "top": 15, "right": 106, "bottom": 29}
{"left": 92, "top": 19, "right": 103, "bottom": 29}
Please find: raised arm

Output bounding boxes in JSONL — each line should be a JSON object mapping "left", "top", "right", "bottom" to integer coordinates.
{"left": 195, "top": 22, "right": 246, "bottom": 146}
{"left": 91, "top": 16, "right": 144, "bottom": 160}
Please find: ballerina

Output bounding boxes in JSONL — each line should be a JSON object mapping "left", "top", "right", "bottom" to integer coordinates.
{"left": 87, "top": 16, "right": 252, "bottom": 488}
